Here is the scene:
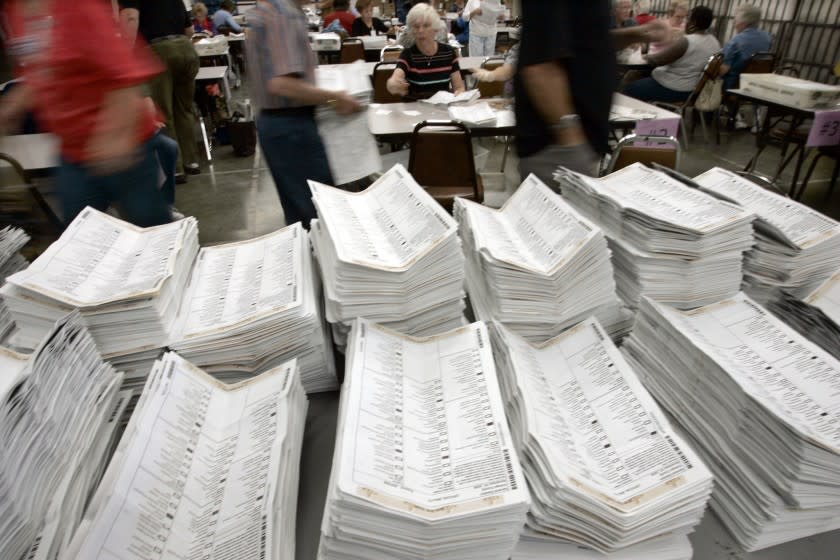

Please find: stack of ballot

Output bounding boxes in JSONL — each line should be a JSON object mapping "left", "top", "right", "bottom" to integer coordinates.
{"left": 455, "top": 175, "right": 631, "bottom": 342}
{"left": 622, "top": 293, "right": 840, "bottom": 551}
{"left": 65, "top": 353, "right": 308, "bottom": 560}
{"left": 316, "top": 61, "right": 382, "bottom": 185}
{"left": 555, "top": 163, "right": 754, "bottom": 309}
{"left": 318, "top": 319, "right": 530, "bottom": 560}
{"left": 0, "top": 225, "right": 29, "bottom": 341}
{"left": 0, "top": 312, "right": 129, "bottom": 560}
{"left": 0, "top": 208, "right": 199, "bottom": 362}
{"left": 169, "top": 224, "right": 338, "bottom": 392}
{"left": 309, "top": 165, "right": 466, "bottom": 347}
{"left": 491, "top": 319, "right": 712, "bottom": 559}
{"left": 693, "top": 167, "right": 840, "bottom": 302}
{"left": 767, "top": 269, "right": 840, "bottom": 360}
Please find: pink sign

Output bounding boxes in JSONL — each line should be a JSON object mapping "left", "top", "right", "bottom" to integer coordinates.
{"left": 807, "top": 110, "right": 840, "bottom": 147}
{"left": 633, "top": 117, "right": 681, "bottom": 149}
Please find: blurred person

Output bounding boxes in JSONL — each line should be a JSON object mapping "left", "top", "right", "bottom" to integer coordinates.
{"left": 719, "top": 4, "right": 771, "bottom": 91}
{"left": 323, "top": 0, "right": 355, "bottom": 33}
{"left": 634, "top": 0, "right": 656, "bottom": 25}
{"left": 213, "top": 0, "right": 243, "bottom": 32}
{"left": 649, "top": 0, "right": 689, "bottom": 53}
{"left": 611, "top": 0, "right": 638, "bottom": 28}
{"left": 318, "top": 0, "right": 359, "bottom": 16}
{"left": 122, "top": 0, "right": 201, "bottom": 182}
{"left": 352, "top": 0, "right": 389, "bottom": 35}
{"left": 463, "top": 0, "right": 500, "bottom": 57}
{"left": 246, "top": 0, "right": 362, "bottom": 228}
{"left": 1, "top": 0, "right": 172, "bottom": 226}
{"left": 193, "top": 2, "right": 216, "bottom": 34}
{"left": 203, "top": 0, "right": 222, "bottom": 15}
{"left": 515, "top": 1, "right": 670, "bottom": 182}
{"left": 623, "top": 6, "right": 720, "bottom": 103}
{"left": 471, "top": 42, "right": 517, "bottom": 96}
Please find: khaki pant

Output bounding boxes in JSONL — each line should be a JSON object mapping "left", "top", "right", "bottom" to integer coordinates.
{"left": 149, "top": 36, "right": 200, "bottom": 174}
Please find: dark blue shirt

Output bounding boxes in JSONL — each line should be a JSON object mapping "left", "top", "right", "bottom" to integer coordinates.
{"left": 722, "top": 27, "right": 772, "bottom": 90}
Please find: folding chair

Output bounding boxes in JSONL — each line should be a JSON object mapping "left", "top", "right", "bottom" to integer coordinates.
{"left": 371, "top": 62, "right": 403, "bottom": 104}
{"left": 653, "top": 52, "right": 724, "bottom": 149}
{"left": 408, "top": 120, "right": 483, "bottom": 212}
{"left": 476, "top": 56, "right": 506, "bottom": 99}
{"left": 380, "top": 45, "right": 403, "bottom": 62}
{"left": 721, "top": 51, "right": 776, "bottom": 131}
{"left": 605, "top": 133, "right": 681, "bottom": 175}
{"left": 340, "top": 38, "right": 365, "bottom": 63}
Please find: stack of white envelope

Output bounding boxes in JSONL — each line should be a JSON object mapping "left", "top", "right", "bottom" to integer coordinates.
{"left": 309, "top": 165, "right": 466, "bottom": 348}
{"left": 693, "top": 167, "right": 840, "bottom": 302}
{"left": 169, "top": 224, "right": 337, "bottom": 392}
{"left": 0, "top": 225, "right": 30, "bottom": 341}
{"left": 767, "top": 268, "right": 840, "bottom": 360}
{"left": 65, "top": 353, "right": 308, "bottom": 560}
{"left": 555, "top": 164, "right": 754, "bottom": 309}
{"left": 455, "top": 174, "right": 631, "bottom": 342}
{"left": 622, "top": 293, "right": 840, "bottom": 551}
{"left": 0, "top": 312, "right": 129, "bottom": 560}
{"left": 317, "top": 319, "right": 530, "bottom": 560}
{"left": 491, "top": 319, "right": 712, "bottom": 559}
{"left": 0, "top": 208, "right": 199, "bottom": 366}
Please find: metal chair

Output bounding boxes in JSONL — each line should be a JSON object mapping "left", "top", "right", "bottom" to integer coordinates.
{"left": 794, "top": 145, "right": 840, "bottom": 201}
{"left": 605, "top": 134, "right": 681, "bottom": 175}
{"left": 408, "top": 120, "right": 483, "bottom": 212}
{"left": 476, "top": 56, "right": 506, "bottom": 99}
{"left": 340, "top": 38, "right": 365, "bottom": 63}
{"left": 380, "top": 45, "right": 403, "bottom": 62}
{"left": 653, "top": 52, "right": 724, "bottom": 149}
{"left": 721, "top": 51, "right": 777, "bottom": 132}
{"left": 371, "top": 62, "right": 403, "bottom": 104}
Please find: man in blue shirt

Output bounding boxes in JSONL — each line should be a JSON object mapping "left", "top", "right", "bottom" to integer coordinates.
{"left": 213, "top": 0, "right": 243, "bottom": 33}
{"left": 720, "top": 4, "right": 771, "bottom": 91}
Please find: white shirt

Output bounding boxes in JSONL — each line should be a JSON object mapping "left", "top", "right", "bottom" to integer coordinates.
{"left": 463, "top": 0, "right": 500, "bottom": 37}
{"left": 653, "top": 33, "right": 721, "bottom": 92}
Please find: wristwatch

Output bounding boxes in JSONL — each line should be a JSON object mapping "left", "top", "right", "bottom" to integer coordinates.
{"left": 551, "top": 114, "right": 582, "bottom": 131}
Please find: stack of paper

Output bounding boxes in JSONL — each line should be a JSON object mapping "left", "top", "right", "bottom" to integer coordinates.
{"left": 555, "top": 163, "right": 754, "bottom": 309}
{"left": 455, "top": 175, "right": 631, "bottom": 342}
{"left": 767, "top": 269, "right": 840, "bottom": 360}
{"left": 0, "top": 208, "right": 199, "bottom": 359}
{"left": 449, "top": 101, "right": 497, "bottom": 125}
{"left": 0, "top": 225, "right": 30, "bottom": 341}
{"left": 622, "top": 293, "right": 840, "bottom": 551}
{"left": 693, "top": 167, "right": 840, "bottom": 302}
{"left": 420, "top": 89, "right": 480, "bottom": 105}
{"left": 169, "top": 224, "right": 337, "bottom": 392}
{"left": 318, "top": 319, "right": 530, "bottom": 560}
{"left": 491, "top": 319, "right": 712, "bottom": 558}
{"left": 309, "top": 165, "right": 466, "bottom": 347}
{"left": 0, "top": 312, "right": 128, "bottom": 560}
{"left": 513, "top": 532, "right": 694, "bottom": 560}
{"left": 65, "top": 353, "right": 308, "bottom": 560}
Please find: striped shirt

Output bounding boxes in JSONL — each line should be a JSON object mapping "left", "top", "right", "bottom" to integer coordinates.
{"left": 246, "top": 0, "right": 317, "bottom": 110}
{"left": 397, "top": 43, "right": 460, "bottom": 100}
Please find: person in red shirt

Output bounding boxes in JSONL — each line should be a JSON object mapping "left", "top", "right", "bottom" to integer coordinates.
{"left": 0, "top": 0, "right": 173, "bottom": 227}
{"left": 634, "top": 0, "right": 657, "bottom": 25}
{"left": 323, "top": 0, "right": 355, "bottom": 34}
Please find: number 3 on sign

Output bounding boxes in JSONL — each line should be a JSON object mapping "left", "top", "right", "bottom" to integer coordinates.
{"left": 807, "top": 110, "right": 840, "bottom": 147}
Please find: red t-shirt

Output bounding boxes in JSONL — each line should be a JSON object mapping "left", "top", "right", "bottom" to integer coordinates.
{"left": 324, "top": 11, "right": 355, "bottom": 34}
{"left": 5, "top": 0, "right": 162, "bottom": 163}
{"left": 635, "top": 14, "right": 657, "bottom": 25}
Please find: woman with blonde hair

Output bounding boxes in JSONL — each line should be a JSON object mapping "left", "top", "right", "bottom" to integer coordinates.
{"left": 193, "top": 2, "right": 215, "bottom": 34}
{"left": 387, "top": 3, "right": 465, "bottom": 99}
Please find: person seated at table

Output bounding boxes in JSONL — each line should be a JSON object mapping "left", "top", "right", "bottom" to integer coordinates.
{"left": 611, "top": 0, "right": 638, "bottom": 28}
{"left": 387, "top": 3, "right": 466, "bottom": 100}
{"left": 649, "top": 0, "right": 688, "bottom": 54}
{"left": 634, "top": 0, "right": 656, "bottom": 25}
{"left": 213, "top": 0, "right": 242, "bottom": 34}
{"left": 622, "top": 6, "right": 720, "bottom": 103}
{"left": 719, "top": 4, "right": 771, "bottom": 91}
{"left": 193, "top": 2, "right": 215, "bottom": 35}
{"left": 352, "top": 0, "right": 388, "bottom": 36}
{"left": 471, "top": 42, "right": 517, "bottom": 95}
{"left": 324, "top": 0, "right": 356, "bottom": 34}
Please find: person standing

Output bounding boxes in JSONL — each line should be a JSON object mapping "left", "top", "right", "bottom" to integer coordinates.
{"left": 1, "top": 0, "right": 172, "bottom": 226}
{"left": 462, "top": 0, "right": 499, "bottom": 57}
{"left": 121, "top": 0, "right": 201, "bottom": 182}
{"left": 515, "top": 1, "right": 669, "bottom": 183}
{"left": 246, "top": 0, "right": 362, "bottom": 229}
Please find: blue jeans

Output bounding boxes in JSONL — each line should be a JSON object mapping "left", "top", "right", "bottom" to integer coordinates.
{"left": 622, "top": 77, "right": 691, "bottom": 103}
{"left": 56, "top": 137, "right": 172, "bottom": 227}
{"left": 149, "top": 131, "right": 178, "bottom": 205}
{"left": 257, "top": 111, "right": 334, "bottom": 229}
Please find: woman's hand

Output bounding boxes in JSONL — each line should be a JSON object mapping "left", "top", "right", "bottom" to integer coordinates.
{"left": 387, "top": 74, "right": 409, "bottom": 96}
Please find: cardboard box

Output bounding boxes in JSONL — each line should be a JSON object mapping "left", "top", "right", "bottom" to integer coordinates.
{"left": 741, "top": 73, "right": 840, "bottom": 109}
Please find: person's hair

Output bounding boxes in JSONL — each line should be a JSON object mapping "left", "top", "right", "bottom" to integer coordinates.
{"left": 333, "top": 0, "right": 350, "bottom": 10}
{"left": 403, "top": 3, "right": 442, "bottom": 46}
{"left": 634, "top": 0, "right": 651, "bottom": 14}
{"left": 220, "top": 0, "right": 235, "bottom": 12}
{"left": 193, "top": 2, "right": 208, "bottom": 17}
{"left": 612, "top": 0, "right": 631, "bottom": 6}
{"left": 355, "top": 0, "right": 373, "bottom": 11}
{"left": 735, "top": 4, "right": 761, "bottom": 27}
{"left": 668, "top": 0, "right": 689, "bottom": 15}
{"left": 689, "top": 5, "right": 714, "bottom": 31}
